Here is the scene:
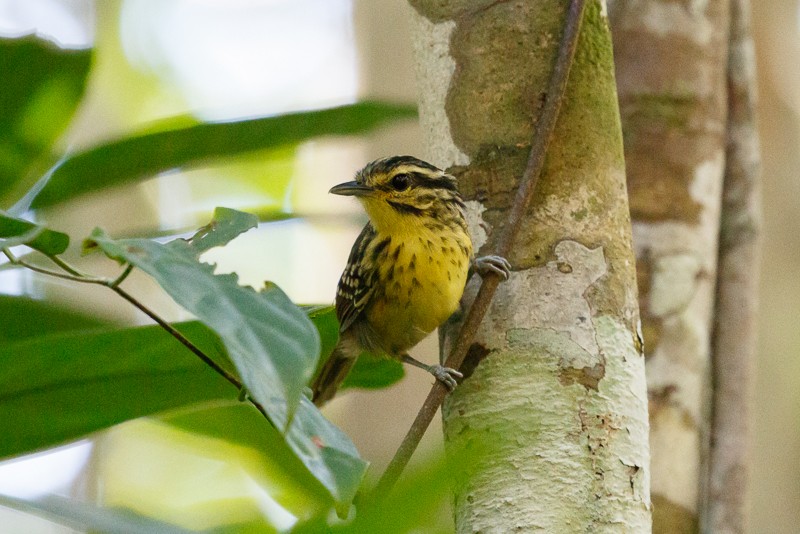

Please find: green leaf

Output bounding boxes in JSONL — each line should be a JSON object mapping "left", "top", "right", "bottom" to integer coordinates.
{"left": 0, "top": 322, "right": 234, "bottom": 459}
{"left": 0, "top": 35, "right": 91, "bottom": 205}
{"left": 31, "top": 101, "right": 417, "bottom": 208}
{"left": 285, "top": 396, "right": 367, "bottom": 508}
{"left": 303, "top": 305, "right": 339, "bottom": 369}
{"left": 186, "top": 206, "right": 258, "bottom": 254}
{"left": 0, "top": 494, "right": 192, "bottom": 534}
{"left": 0, "top": 295, "right": 108, "bottom": 342}
{"left": 85, "top": 217, "right": 367, "bottom": 505}
{"left": 85, "top": 227, "right": 318, "bottom": 427}
{"left": 0, "top": 210, "right": 69, "bottom": 254}
{"left": 341, "top": 353, "right": 405, "bottom": 391}
{"left": 292, "top": 456, "right": 458, "bottom": 534}
{"left": 303, "top": 306, "right": 404, "bottom": 391}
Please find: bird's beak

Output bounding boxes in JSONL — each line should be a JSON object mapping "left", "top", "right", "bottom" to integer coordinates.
{"left": 329, "top": 181, "right": 375, "bottom": 197}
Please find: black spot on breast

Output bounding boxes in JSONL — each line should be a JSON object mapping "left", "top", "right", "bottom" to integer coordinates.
{"left": 371, "top": 237, "right": 391, "bottom": 262}
{"left": 391, "top": 243, "right": 403, "bottom": 261}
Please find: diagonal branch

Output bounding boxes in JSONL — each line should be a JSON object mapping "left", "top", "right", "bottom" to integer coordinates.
{"left": 376, "top": 0, "right": 587, "bottom": 494}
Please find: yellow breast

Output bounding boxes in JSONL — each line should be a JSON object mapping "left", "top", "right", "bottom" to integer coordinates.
{"left": 366, "top": 225, "right": 471, "bottom": 355}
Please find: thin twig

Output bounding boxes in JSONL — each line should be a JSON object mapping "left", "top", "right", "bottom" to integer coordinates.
{"left": 376, "top": 0, "right": 587, "bottom": 493}
{"left": 2, "top": 249, "right": 106, "bottom": 285}
{"left": 46, "top": 253, "right": 97, "bottom": 279}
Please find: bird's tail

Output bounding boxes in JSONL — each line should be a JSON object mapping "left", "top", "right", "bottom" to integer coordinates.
{"left": 311, "top": 346, "right": 357, "bottom": 406}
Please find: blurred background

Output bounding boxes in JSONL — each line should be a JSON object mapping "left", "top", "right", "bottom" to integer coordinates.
{"left": 0, "top": 0, "right": 796, "bottom": 532}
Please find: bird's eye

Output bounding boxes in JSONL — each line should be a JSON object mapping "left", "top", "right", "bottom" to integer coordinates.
{"left": 390, "top": 173, "right": 410, "bottom": 191}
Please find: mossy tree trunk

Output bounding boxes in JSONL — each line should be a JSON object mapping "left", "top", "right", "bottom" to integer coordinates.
{"left": 408, "top": 1, "right": 651, "bottom": 531}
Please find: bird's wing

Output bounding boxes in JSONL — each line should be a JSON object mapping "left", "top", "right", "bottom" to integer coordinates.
{"left": 335, "top": 223, "right": 378, "bottom": 333}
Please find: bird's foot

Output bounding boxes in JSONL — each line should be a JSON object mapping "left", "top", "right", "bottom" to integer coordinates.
{"left": 430, "top": 364, "right": 463, "bottom": 390}
{"left": 473, "top": 255, "right": 512, "bottom": 280}
{"left": 402, "top": 354, "right": 463, "bottom": 390}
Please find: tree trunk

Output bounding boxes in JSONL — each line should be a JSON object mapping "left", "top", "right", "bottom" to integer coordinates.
{"left": 706, "top": 0, "right": 761, "bottom": 531}
{"left": 408, "top": 1, "right": 651, "bottom": 531}
{"left": 608, "top": 1, "right": 731, "bottom": 531}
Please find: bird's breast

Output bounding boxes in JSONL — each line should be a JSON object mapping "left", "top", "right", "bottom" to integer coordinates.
{"left": 366, "top": 229, "right": 471, "bottom": 354}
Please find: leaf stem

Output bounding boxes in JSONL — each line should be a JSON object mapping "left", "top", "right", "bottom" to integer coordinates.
{"left": 46, "top": 253, "right": 96, "bottom": 278}
{"left": 376, "top": 0, "right": 587, "bottom": 494}
{"left": 2, "top": 248, "right": 105, "bottom": 285}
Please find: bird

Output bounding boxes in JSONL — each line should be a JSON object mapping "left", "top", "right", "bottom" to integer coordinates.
{"left": 311, "top": 156, "right": 510, "bottom": 406}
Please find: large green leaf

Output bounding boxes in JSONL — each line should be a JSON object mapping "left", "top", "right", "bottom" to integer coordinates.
{"left": 0, "top": 210, "right": 69, "bottom": 254}
{"left": 0, "top": 295, "right": 108, "bottom": 342}
{"left": 0, "top": 321, "right": 233, "bottom": 459}
{"left": 0, "top": 494, "right": 192, "bottom": 534}
{"left": 30, "top": 101, "right": 416, "bottom": 208}
{"left": 0, "top": 35, "right": 91, "bottom": 205}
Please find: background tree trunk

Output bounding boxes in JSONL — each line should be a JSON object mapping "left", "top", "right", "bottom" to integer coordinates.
{"left": 705, "top": 1, "right": 761, "bottom": 532}
{"left": 610, "top": 1, "right": 761, "bottom": 532}
{"left": 408, "top": 1, "right": 651, "bottom": 531}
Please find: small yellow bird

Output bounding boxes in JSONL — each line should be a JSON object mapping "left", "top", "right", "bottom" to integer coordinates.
{"left": 311, "top": 156, "right": 510, "bottom": 406}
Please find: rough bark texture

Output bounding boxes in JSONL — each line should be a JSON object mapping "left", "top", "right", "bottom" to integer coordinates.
{"left": 705, "top": 0, "right": 761, "bottom": 531}
{"left": 608, "top": 1, "right": 731, "bottom": 531}
{"left": 409, "top": 1, "right": 651, "bottom": 531}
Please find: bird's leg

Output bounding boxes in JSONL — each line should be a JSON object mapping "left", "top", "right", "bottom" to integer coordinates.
{"left": 401, "top": 354, "right": 463, "bottom": 390}
{"left": 471, "top": 255, "right": 512, "bottom": 280}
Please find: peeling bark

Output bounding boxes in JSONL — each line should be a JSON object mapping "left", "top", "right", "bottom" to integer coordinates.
{"left": 609, "top": 1, "right": 731, "bottom": 531}
{"left": 410, "top": 1, "right": 651, "bottom": 531}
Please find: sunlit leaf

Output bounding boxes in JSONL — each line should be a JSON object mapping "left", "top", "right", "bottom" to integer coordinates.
{"left": 164, "top": 401, "right": 333, "bottom": 515}
{"left": 0, "top": 210, "right": 69, "bottom": 254}
{"left": 0, "top": 35, "right": 91, "bottom": 206}
{"left": 0, "top": 493, "right": 192, "bottom": 534}
{"left": 31, "top": 101, "right": 417, "bottom": 208}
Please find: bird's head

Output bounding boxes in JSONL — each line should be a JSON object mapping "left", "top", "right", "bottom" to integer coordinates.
{"left": 329, "top": 156, "right": 464, "bottom": 233}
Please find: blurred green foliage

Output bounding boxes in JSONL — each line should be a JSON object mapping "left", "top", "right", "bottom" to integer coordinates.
{"left": 0, "top": 31, "right": 424, "bottom": 532}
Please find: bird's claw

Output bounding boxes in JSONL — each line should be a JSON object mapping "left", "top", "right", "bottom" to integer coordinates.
{"left": 431, "top": 365, "right": 463, "bottom": 390}
{"left": 473, "top": 255, "right": 512, "bottom": 280}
